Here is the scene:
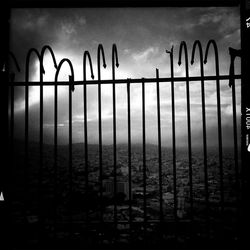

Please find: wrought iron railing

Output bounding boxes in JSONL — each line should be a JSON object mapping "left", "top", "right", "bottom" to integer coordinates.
{"left": 5, "top": 39, "right": 242, "bottom": 248}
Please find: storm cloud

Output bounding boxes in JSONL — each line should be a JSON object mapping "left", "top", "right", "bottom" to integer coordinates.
{"left": 9, "top": 7, "right": 241, "bottom": 147}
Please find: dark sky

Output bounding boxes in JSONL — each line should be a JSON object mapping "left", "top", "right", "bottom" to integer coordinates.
{"left": 9, "top": 7, "right": 241, "bottom": 147}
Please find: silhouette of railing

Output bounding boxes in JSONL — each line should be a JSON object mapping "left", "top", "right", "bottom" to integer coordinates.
{"left": 6, "top": 39, "right": 242, "bottom": 247}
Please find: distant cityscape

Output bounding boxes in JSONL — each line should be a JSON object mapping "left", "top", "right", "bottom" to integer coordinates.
{"left": 9, "top": 141, "right": 240, "bottom": 245}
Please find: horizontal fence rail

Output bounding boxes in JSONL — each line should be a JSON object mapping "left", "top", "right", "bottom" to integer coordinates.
{"left": 5, "top": 39, "right": 242, "bottom": 248}
{"left": 9, "top": 74, "right": 241, "bottom": 86}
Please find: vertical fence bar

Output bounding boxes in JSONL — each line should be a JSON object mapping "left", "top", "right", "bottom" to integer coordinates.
{"left": 84, "top": 64, "right": 89, "bottom": 237}
{"left": 127, "top": 79, "right": 132, "bottom": 241}
{"left": 39, "top": 64, "right": 44, "bottom": 239}
{"left": 84, "top": 69, "right": 89, "bottom": 229}
{"left": 156, "top": 69, "right": 163, "bottom": 224}
{"left": 54, "top": 74, "right": 58, "bottom": 240}
{"left": 113, "top": 61, "right": 117, "bottom": 232}
{"left": 191, "top": 41, "right": 209, "bottom": 234}
{"left": 186, "top": 55, "right": 193, "bottom": 223}
{"left": 26, "top": 50, "right": 44, "bottom": 245}
{"left": 55, "top": 59, "right": 74, "bottom": 239}
{"left": 142, "top": 78, "right": 147, "bottom": 240}
{"left": 112, "top": 45, "right": 119, "bottom": 236}
{"left": 37, "top": 62, "right": 44, "bottom": 245}
{"left": 69, "top": 75, "right": 73, "bottom": 238}
{"left": 178, "top": 42, "right": 193, "bottom": 224}
{"left": 97, "top": 45, "right": 106, "bottom": 233}
{"left": 25, "top": 63, "right": 30, "bottom": 229}
{"left": 40, "top": 47, "right": 57, "bottom": 236}
{"left": 98, "top": 54, "right": 103, "bottom": 227}
{"left": 230, "top": 59, "right": 240, "bottom": 240}
{"left": 167, "top": 47, "right": 178, "bottom": 223}
{"left": 204, "top": 40, "right": 224, "bottom": 213}
{"left": 200, "top": 52, "right": 209, "bottom": 233}
{"left": 98, "top": 75, "right": 103, "bottom": 240}
{"left": 216, "top": 61, "right": 224, "bottom": 214}
{"left": 228, "top": 47, "right": 240, "bottom": 210}
{"left": 83, "top": 52, "right": 94, "bottom": 243}
{"left": 25, "top": 50, "right": 42, "bottom": 243}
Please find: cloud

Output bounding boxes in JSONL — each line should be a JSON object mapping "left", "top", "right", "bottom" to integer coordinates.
{"left": 198, "top": 11, "right": 223, "bottom": 26}
{"left": 60, "top": 22, "right": 77, "bottom": 35}
{"left": 132, "top": 47, "right": 159, "bottom": 62}
{"left": 9, "top": 7, "right": 241, "bottom": 146}
{"left": 11, "top": 9, "right": 49, "bottom": 31}
{"left": 223, "top": 28, "right": 240, "bottom": 46}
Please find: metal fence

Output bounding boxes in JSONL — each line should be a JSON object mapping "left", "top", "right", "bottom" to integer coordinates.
{"left": 5, "top": 39, "right": 242, "bottom": 248}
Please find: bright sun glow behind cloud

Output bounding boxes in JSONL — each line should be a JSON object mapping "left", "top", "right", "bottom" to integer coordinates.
{"left": 10, "top": 7, "right": 241, "bottom": 146}
{"left": 24, "top": 51, "right": 140, "bottom": 111}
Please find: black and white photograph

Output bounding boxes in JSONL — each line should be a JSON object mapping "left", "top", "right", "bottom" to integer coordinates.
{"left": 1, "top": 0, "right": 249, "bottom": 249}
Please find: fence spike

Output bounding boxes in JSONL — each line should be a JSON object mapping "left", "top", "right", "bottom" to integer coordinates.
{"left": 228, "top": 47, "right": 241, "bottom": 88}
{"left": 204, "top": 40, "right": 218, "bottom": 65}
{"left": 83, "top": 51, "right": 95, "bottom": 80}
{"left": 178, "top": 41, "right": 189, "bottom": 72}
{"left": 98, "top": 44, "right": 107, "bottom": 70}
{"left": 41, "top": 45, "right": 58, "bottom": 69}
{"left": 178, "top": 41, "right": 189, "bottom": 66}
{"left": 190, "top": 40, "right": 203, "bottom": 65}
{"left": 8, "top": 51, "right": 21, "bottom": 72}
{"left": 2, "top": 51, "right": 20, "bottom": 82}
{"left": 166, "top": 46, "right": 174, "bottom": 55}
{"left": 26, "top": 48, "right": 45, "bottom": 81}
{"left": 55, "top": 58, "right": 75, "bottom": 91}
{"left": 112, "top": 44, "right": 119, "bottom": 69}
{"left": 191, "top": 40, "right": 204, "bottom": 68}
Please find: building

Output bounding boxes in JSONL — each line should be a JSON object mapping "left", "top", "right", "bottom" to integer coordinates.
{"left": 103, "top": 179, "right": 129, "bottom": 199}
